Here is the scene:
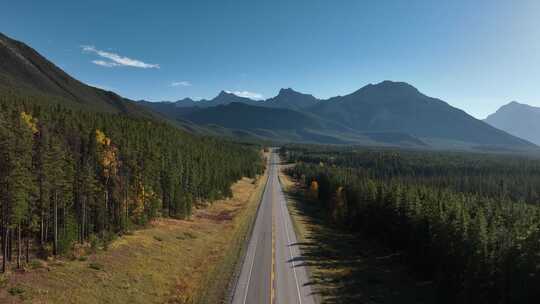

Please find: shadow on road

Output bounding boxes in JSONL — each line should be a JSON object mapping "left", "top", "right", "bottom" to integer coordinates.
{"left": 283, "top": 188, "right": 437, "bottom": 304}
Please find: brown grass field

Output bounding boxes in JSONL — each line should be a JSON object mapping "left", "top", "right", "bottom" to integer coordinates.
{"left": 0, "top": 167, "right": 268, "bottom": 304}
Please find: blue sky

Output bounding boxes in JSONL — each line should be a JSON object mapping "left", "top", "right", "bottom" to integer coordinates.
{"left": 2, "top": 0, "right": 539, "bottom": 118}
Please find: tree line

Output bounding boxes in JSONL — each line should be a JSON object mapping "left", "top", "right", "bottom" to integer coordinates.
{"left": 283, "top": 146, "right": 540, "bottom": 303}
{"left": 0, "top": 93, "right": 264, "bottom": 272}
{"left": 286, "top": 146, "right": 540, "bottom": 204}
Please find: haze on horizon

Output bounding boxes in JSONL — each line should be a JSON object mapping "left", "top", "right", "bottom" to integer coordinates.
{"left": 2, "top": 0, "right": 539, "bottom": 119}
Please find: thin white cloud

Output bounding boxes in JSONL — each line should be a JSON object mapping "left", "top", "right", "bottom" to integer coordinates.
{"left": 171, "top": 81, "right": 192, "bottom": 87}
{"left": 226, "top": 90, "right": 264, "bottom": 100}
{"left": 82, "top": 45, "right": 160, "bottom": 69}
{"left": 92, "top": 60, "right": 120, "bottom": 67}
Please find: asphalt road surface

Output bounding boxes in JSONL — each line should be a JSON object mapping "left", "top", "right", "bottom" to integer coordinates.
{"left": 232, "top": 151, "right": 316, "bottom": 304}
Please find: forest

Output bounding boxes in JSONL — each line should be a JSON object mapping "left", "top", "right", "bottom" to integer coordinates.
{"left": 0, "top": 92, "right": 264, "bottom": 273}
{"left": 283, "top": 145, "right": 540, "bottom": 303}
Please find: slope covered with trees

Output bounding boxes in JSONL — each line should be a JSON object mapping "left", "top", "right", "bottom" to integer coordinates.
{"left": 0, "top": 32, "right": 152, "bottom": 116}
{"left": 0, "top": 92, "right": 263, "bottom": 272}
{"left": 284, "top": 146, "right": 540, "bottom": 303}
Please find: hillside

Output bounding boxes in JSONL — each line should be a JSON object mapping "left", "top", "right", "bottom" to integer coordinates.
{"left": 0, "top": 32, "right": 264, "bottom": 274}
{"left": 182, "top": 102, "right": 350, "bottom": 144}
{"left": 0, "top": 32, "right": 150, "bottom": 116}
{"left": 181, "top": 102, "right": 427, "bottom": 146}
{"left": 185, "top": 102, "right": 326, "bottom": 131}
{"left": 485, "top": 101, "right": 540, "bottom": 145}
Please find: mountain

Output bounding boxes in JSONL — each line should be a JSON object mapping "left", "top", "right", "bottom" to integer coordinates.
{"left": 171, "top": 97, "right": 198, "bottom": 108}
{"left": 308, "top": 81, "right": 533, "bottom": 148}
{"left": 185, "top": 102, "right": 323, "bottom": 131}
{"left": 182, "top": 102, "right": 426, "bottom": 145}
{"left": 0, "top": 32, "right": 150, "bottom": 116}
{"left": 211, "top": 91, "right": 259, "bottom": 106}
{"left": 484, "top": 101, "right": 540, "bottom": 145}
{"left": 147, "top": 87, "right": 317, "bottom": 111}
{"left": 183, "top": 102, "right": 350, "bottom": 144}
{"left": 168, "top": 91, "right": 261, "bottom": 108}
{"left": 264, "top": 88, "right": 319, "bottom": 110}
{"left": 139, "top": 81, "right": 534, "bottom": 149}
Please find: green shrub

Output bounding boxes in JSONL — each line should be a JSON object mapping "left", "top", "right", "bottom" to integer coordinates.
{"left": 88, "top": 262, "right": 104, "bottom": 271}
{"left": 29, "top": 259, "right": 44, "bottom": 269}
{"left": 176, "top": 232, "right": 197, "bottom": 240}
{"left": 89, "top": 234, "right": 100, "bottom": 250}
{"left": 8, "top": 285, "right": 25, "bottom": 296}
{"left": 0, "top": 275, "right": 8, "bottom": 288}
{"left": 58, "top": 215, "right": 79, "bottom": 255}
{"left": 102, "top": 231, "right": 118, "bottom": 251}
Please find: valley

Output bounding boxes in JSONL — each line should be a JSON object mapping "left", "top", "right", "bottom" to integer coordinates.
{"left": 2, "top": 3, "right": 540, "bottom": 302}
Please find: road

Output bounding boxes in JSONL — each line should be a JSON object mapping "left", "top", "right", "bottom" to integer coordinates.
{"left": 232, "top": 150, "right": 316, "bottom": 304}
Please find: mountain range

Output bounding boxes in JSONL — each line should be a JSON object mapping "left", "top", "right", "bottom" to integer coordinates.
{"left": 0, "top": 32, "right": 535, "bottom": 151}
{"left": 146, "top": 87, "right": 319, "bottom": 111}
{"left": 141, "top": 81, "right": 533, "bottom": 150}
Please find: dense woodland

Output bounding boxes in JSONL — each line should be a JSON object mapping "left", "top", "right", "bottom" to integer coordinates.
{"left": 283, "top": 146, "right": 540, "bottom": 303}
{"left": 0, "top": 93, "right": 264, "bottom": 272}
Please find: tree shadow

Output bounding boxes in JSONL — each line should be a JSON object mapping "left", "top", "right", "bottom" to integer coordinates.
{"left": 284, "top": 188, "right": 437, "bottom": 304}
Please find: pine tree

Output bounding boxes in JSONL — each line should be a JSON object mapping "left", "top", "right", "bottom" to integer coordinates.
{"left": 0, "top": 93, "right": 263, "bottom": 269}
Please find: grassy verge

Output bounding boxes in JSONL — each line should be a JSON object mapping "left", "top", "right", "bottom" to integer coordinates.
{"left": 0, "top": 169, "right": 268, "bottom": 304}
{"left": 278, "top": 167, "right": 437, "bottom": 304}
{"left": 194, "top": 166, "right": 269, "bottom": 304}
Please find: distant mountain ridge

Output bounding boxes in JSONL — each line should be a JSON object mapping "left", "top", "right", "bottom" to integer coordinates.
{"left": 307, "top": 81, "right": 529, "bottom": 147}
{"left": 167, "top": 90, "right": 263, "bottom": 108}
{"left": 151, "top": 87, "right": 318, "bottom": 111}
{"left": 485, "top": 101, "right": 540, "bottom": 145}
{"left": 143, "top": 81, "right": 534, "bottom": 149}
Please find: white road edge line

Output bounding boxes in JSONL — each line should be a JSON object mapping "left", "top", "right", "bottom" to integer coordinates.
{"left": 242, "top": 232, "right": 259, "bottom": 304}
{"left": 278, "top": 174, "right": 303, "bottom": 304}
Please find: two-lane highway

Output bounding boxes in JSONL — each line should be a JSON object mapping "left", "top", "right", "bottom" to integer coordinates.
{"left": 232, "top": 150, "right": 316, "bottom": 304}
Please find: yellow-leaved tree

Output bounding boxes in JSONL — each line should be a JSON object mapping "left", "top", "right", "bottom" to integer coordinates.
{"left": 95, "top": 129, "right": 119, "bottom": 230}
{"left": 20, "top": 111, "right": 39, "bottom": 135}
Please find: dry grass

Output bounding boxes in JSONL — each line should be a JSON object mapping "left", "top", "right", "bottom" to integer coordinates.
{"left": 0, "top": 173, "right": 268, "bottom": 304}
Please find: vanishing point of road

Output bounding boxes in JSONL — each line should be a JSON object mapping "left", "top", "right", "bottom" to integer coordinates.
{"left": 232, "top": 150, "right": 316, "bottom": 304}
